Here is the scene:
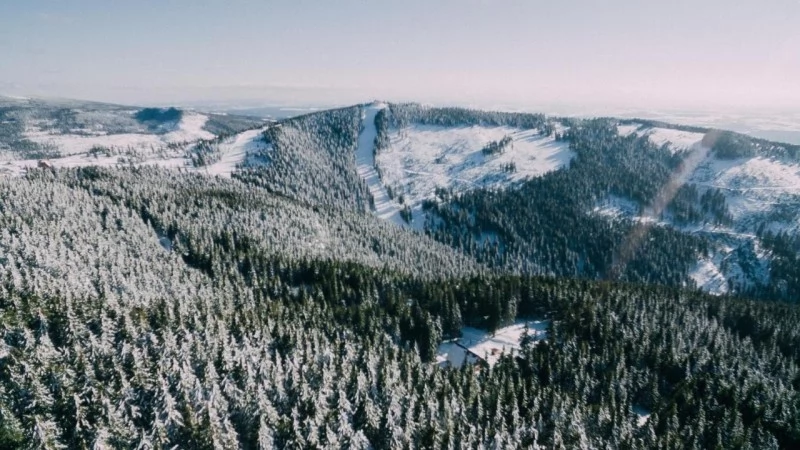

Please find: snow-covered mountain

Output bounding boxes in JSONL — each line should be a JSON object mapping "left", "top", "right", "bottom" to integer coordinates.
{"left": 3, "top": 98, "right": 798, "bottom": 298}
{"left": 0, "top": 96, "right": 268, "bottom": 176}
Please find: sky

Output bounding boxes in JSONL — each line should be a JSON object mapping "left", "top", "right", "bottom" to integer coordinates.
{"left": 1, "top": 0, "right": 798, "bottom": 111}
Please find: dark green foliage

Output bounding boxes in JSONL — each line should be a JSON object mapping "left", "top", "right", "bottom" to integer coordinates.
{"left": 386, "top": 103, "right": 546, "bottom": 130}
{"left": 134, "top": 107, "right": 183, "bottom": 124}
{"left": 202, "top": 113, "right": 266, "bottom": 135}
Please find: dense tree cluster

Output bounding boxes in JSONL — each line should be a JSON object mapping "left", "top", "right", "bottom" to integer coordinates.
{"left": 481, "top": 136, "right": 513, "bottom": 156}
{"left": 383, "top": 104, "right": 546, "bottom": 130}
{"left": 666, "top": 185, "right": 732, "bottom": 226}
{"left": 1, "top": 166, "right": 799, "bottom": 448}
{"left": 234, "top": 106, "right": 373, "bottom": 212}
{"left": 135, "top": 107, "right": 184, "bottom": 125}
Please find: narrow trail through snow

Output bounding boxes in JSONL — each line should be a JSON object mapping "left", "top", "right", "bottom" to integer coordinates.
{"left": 200, "top": 127, "right": 269, "bottom": 178}
{"left": 356, "top": 103, "right": 407, "bottom": 227}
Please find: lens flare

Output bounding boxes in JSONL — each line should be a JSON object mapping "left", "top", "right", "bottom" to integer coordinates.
{"left": 608, "top": 130, "right": 721, "bottom": 279}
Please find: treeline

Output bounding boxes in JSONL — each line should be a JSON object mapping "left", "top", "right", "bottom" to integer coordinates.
{"left": 384, "top": 103, "right": 548, "bottom": 130}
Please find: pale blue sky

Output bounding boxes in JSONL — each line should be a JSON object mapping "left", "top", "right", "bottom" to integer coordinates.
{"left": 1, "top": 0, "right": 798, "bottom": 110}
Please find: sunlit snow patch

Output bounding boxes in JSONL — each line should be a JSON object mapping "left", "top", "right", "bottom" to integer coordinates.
{"left": 618, "top": 124, "right": 705, "bottom": 153}
{"left": 378, "top": 124, "right": 573, "bottom": 215}
{"left": 688, "top": 257, "right": 730, "bottom": 295}
{"left": 23, "top": 111, "right": 214, "bottom": 157}
{"left": 632, "top": 406, "right": 651, "bottom": 427}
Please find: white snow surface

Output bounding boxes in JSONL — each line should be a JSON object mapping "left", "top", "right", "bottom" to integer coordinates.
{"left": 618, "top": 124, "right": 706, "bottom": 153}
{"left": 378, "top": 124, "right": 573, "bottom": 212}
{"left": 356, "top": 103, "right": 407, "bottom": 227}
{"left": 642, "top": 128, "right": 705, "bottom": 151}
{"left": 436, "top": 320, "right": 549, "bottom": 368}
{"left": 690, "top": 156, "right": 800, "bottom": 228}
{"left": 617, "top": 124, "right": 640, "bottom": 137}
{"left": 23, "top": 111, "right": 214, "bottom": 156}
{"left": 592, "top": 195, "right": 641, "bottom": 219}
{"left": 689, "top": 257, "right": 730, "bottom": 295}
{"left": 1, "top": 123, "right": 272, "bottom": 179}
{"left": 197, "top": 127, "right": 271, "bottom": 178}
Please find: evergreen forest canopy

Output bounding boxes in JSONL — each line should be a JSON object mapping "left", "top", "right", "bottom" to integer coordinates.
{"left": 0, "top": 102, "right": 799, "bottom": 449}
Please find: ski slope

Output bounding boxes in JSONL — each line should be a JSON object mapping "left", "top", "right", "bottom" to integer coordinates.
{"left": 197, "top": 127, "right": 271, "bottom": 178}
{"left": 355, "top": 103, "right": 407, "bottom": 227}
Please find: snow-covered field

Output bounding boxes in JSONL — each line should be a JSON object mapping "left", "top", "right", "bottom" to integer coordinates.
{"left": 617, "top": 124, "right": 706, "bottom": 153}
{"left": 688, "top": 257, "right": 731, "bottom": 294}
{"left": 617, "top": 124, "right": 640, "bottom": 137}
{"left": 23, "top": 111, "right": 215, "bottom": 156}
{"left": 378, "top": 124, "right": 573, "bottom": 211}
{"left": 0, "top": 123, "right": 272, "bottom": 178}
{"left": 436, "top": 320, "right": 549, "bottom": 368}
{"left": 690, "top": 156, "right": 800, "bottom": 226}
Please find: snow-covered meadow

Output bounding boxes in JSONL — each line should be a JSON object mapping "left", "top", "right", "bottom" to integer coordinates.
{"left": 372, "top": 123, "right": 573, "bottom": 227}
{"left": 23, "top": 111, "right": 215, "bottom": 156}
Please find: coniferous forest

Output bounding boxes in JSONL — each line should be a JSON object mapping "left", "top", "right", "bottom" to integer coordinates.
{"left": 1, "top": 104, "right": 800, "bottom": 449}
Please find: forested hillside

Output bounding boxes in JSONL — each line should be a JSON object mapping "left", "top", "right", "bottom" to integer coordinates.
{"left": 372, "top": 104, "right": 800, "bottom": 300}
{"left": 0, "top": 165, "right": 798, "bottom": 448}
{"left": 1, "top": 102, "right": 800, "bottom": 448}
{"left": 234, "top": 106, "right": 373, "bottom": 211}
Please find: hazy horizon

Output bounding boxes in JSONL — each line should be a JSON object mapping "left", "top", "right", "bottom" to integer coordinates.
{"left": 2, "top": 0, "right": 799, "bottom": 112}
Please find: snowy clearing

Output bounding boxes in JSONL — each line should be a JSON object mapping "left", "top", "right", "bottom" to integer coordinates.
{"left": 641, "top": 127, "right": 705, "bottom": 151}
{"left": 436, "top": 320, "right": 549, "bottom": 368}
{"left": 617, "top": 124, "right": 641, "bottom": 137}
{"left": 378, "top": 124, "right": 573, "bottom": 211}
{"left": 591, "top": 195, "right": 641, "bottom": 219}
{"left": 617, "top": 124, "right": 706, "bottom": 153}
{"left": 355, "top": 103, "right": 407, "bottom": 227}
{"left": 23, "top": 111, "right": 214, "bottom": 156}
{"left": 688, "top": 257, "right": 730, "bottom": 295}
{"left": 690, "top": 156, "right": 800, "bottom": 226}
